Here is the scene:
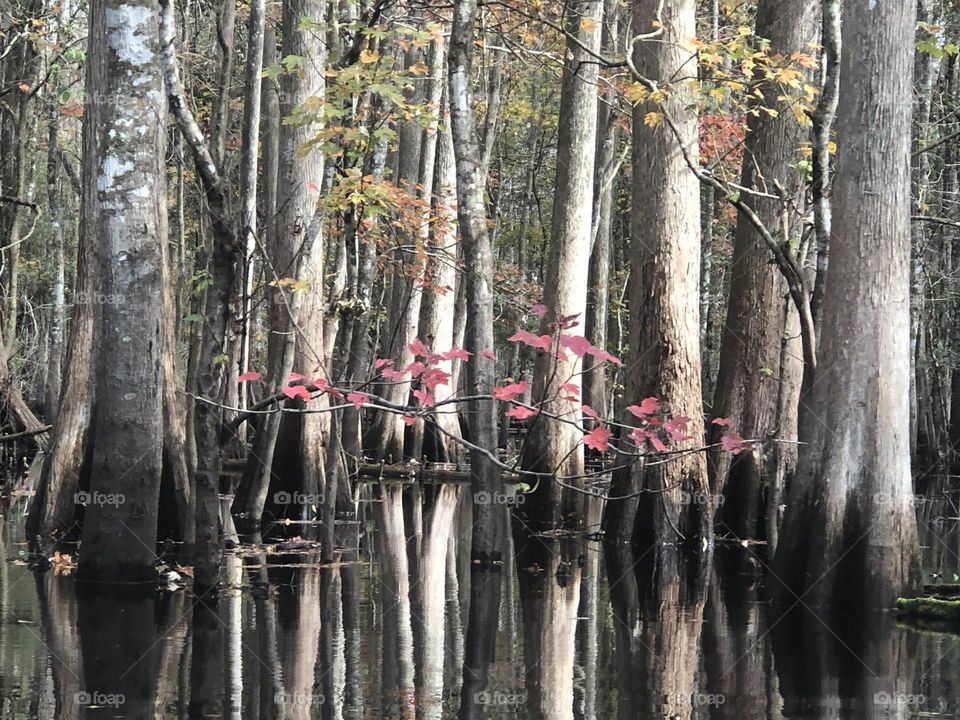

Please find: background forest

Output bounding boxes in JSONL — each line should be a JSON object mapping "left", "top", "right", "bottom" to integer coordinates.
{"left": 0, "top": 0, "right": 952, "bottom": 716}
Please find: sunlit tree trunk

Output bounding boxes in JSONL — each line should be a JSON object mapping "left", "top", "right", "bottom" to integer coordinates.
{"left": 774, "top": 0, "right": 921, "bottom": 610}
{"left": 605, "top": 0, "right": 711, "bottom": 551}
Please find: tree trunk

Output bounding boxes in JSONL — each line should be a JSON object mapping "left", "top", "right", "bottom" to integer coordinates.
{"left": 235, "top": 0, "right": 328, "bottom": 531}
{"left": 449, "top": 2, "right": 507, "bottom": 716}
{"left": 605, "top": 0, "right": 711, "bottom": 551}
{"left": 774, "top": 0, "right": 921, "bottom": 610}
{"left": 709, "top": 0, "right": 816, "bottom": 541}
{"left": 76, "top": 0, "right": 169, "bottom": 583}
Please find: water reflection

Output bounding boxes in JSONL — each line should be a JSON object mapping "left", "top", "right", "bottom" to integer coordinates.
{"left": 1, "top": 496, "right": 960, "bottom": 718}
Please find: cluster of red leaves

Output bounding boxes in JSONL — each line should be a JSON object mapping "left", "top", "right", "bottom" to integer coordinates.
{"left": 699, "top": 112, "right": 747, "bottom": 166}
{"left": 240, "top": 302, "right": 748, "bottom": 456}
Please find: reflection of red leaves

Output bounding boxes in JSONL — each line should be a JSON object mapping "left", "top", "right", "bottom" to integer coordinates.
{"left": 237, "top": 371, "right": 261, "bottom": 382}
{"left": 408, "top": 337, "right": 431, "bottom": 357}
{"left": 282, "top": 385, "right": 311, "bottom": 401}
{"left": 346, "top": 391, "right": 368, "bottom": 409}
{"left": 505, "top": 405, "right": 538, "bottom": 420}
{"left": 627, "top": 397, "right": 660, "bottom": 418}
{"left": 493, "top": 381, "right": 528, "bottom": 401}
{"left": 721, "top": 432, "right": 748, "bottom": 454}
{"left": 508, "top": 330, "right": 553, "bottom": 350}
{"left": 583, "top": 425, "right": 613, "bottom": 452}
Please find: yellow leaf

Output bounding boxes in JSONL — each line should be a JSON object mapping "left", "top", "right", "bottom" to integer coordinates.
{"left": 580, "top": 17, "right": 599, "bottom": 33}
{"left": 643, "top": 111, "right": 663, "bottom": 128}
{"left": 359, "top": 49, "right": 379, "bottom": 64}
{"left": 625, "top": 82, "right": 649, "bottom": 104}
{"left": 408, "top": 61, "right": 430, "bottom": 76}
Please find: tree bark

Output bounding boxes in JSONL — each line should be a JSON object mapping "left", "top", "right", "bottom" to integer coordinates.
{"left": 76, "top": 0, "right": 168, "bottom": 583}
{"left": 774, "top": 0, "right": 922, "bottom": 610}
{"left": 605, "top": 0, "right": 711, "bottom": 551}
{"left": 709, "top": 0, "right": 816, "bottom": 541}
{"left": 449, "top": 2, "right": 507, "bottom": 716}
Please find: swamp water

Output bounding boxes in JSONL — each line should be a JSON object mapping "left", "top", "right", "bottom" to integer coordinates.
{"left": 0, "top": 492, "right": 959, "bottom": 718}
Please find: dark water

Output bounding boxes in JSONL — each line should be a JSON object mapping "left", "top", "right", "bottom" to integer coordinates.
{"left": 1, "top": 492, "right": 960, "bottom": 719}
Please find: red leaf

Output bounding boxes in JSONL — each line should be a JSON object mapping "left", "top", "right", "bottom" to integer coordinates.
{"left": 406, "top": 361, "right": 426, "bottom": 378}
{"left": 422, "top": 367, "right": 451, "bottom": 390}
{"left": 493, "top": 381, "right": 528, "bottom": 401}
{"left": 591, "top": 347, "right": 622, "bottom": 365}
{"left": 711, "top": 417, "right": 734, "bottom": 427}
{"left": 288, "top": 372, "right": 308, "bottom": 383}
{"left": 557, "top": 313, "right": 580, "bottom": 330}
{"left": 530, "top": 303, "right": 548, "bottom": 318}
{"left": 282, "top": 385, "right": 311, "bottom": 401}
{"left": 559, "top": 334, "right": 592, "bottom": 358}
{"left": 408, "top": 337, "right": 431, "bottom": 357}
{"left": 505, "top": 405, "right": 538, "bottom": 420}
{"left": 582, "top": 404, "right": 600, "bottom": 420}
{"left": 237, "top": 371, "right": 261, "bottom": 383}
{"left": 311, "top": 377, "right": 328, "bottom": 392}
{"left": 441, "top": 347, "right": 472, "bottom": 362}
{"left": 478, "top": 350, "right": 498, "bottom": 361}
{"left": 374, "top": 358, "right": 394, "bottom": 370}
{"left": 413, "top": 388, "right": 435, "bottom": 407}
{"left": 382, "top": 368, "right": 406, "bottom": 381}
{"left": 402, "top": 415, "right": 417, "bottom": 426}
{"left": 346, "top": 391, "right": 368, "bottom": 409}
{"left": 627, "top": 397, "right": 660, "bottom": 419}
{"left": 664, "top": 415, "right": 692, "bottom": 442}
{"left": 648, "top": 434, "right": 669, "bottom": 452}
{"left": 561, "top": 382, "right": 580, "bottom": 397}
{"left": 583, "top": 425, "right": 613, "bottom": 452}
{"left": 508, "top": 330, "right": 553, "bottom": 351}
{"left": 721, "top": 432, "right": 748, "bottom": 455}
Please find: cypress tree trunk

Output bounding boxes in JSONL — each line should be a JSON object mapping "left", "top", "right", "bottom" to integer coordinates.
{"left": 774, "top": 0, "right": 921, "bottom": 610}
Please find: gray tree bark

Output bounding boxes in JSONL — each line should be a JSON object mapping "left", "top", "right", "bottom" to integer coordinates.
{"left": 774, "top": 0, "right": 922, "bottom": 610}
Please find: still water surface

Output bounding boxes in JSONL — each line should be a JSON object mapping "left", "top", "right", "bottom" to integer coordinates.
{"left": 0, "top": 494, "right": 959, "bottom": 719}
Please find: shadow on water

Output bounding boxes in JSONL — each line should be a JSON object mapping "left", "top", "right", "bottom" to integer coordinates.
{"left": 4, "top": 492, "right": 960, "bottom": 717}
